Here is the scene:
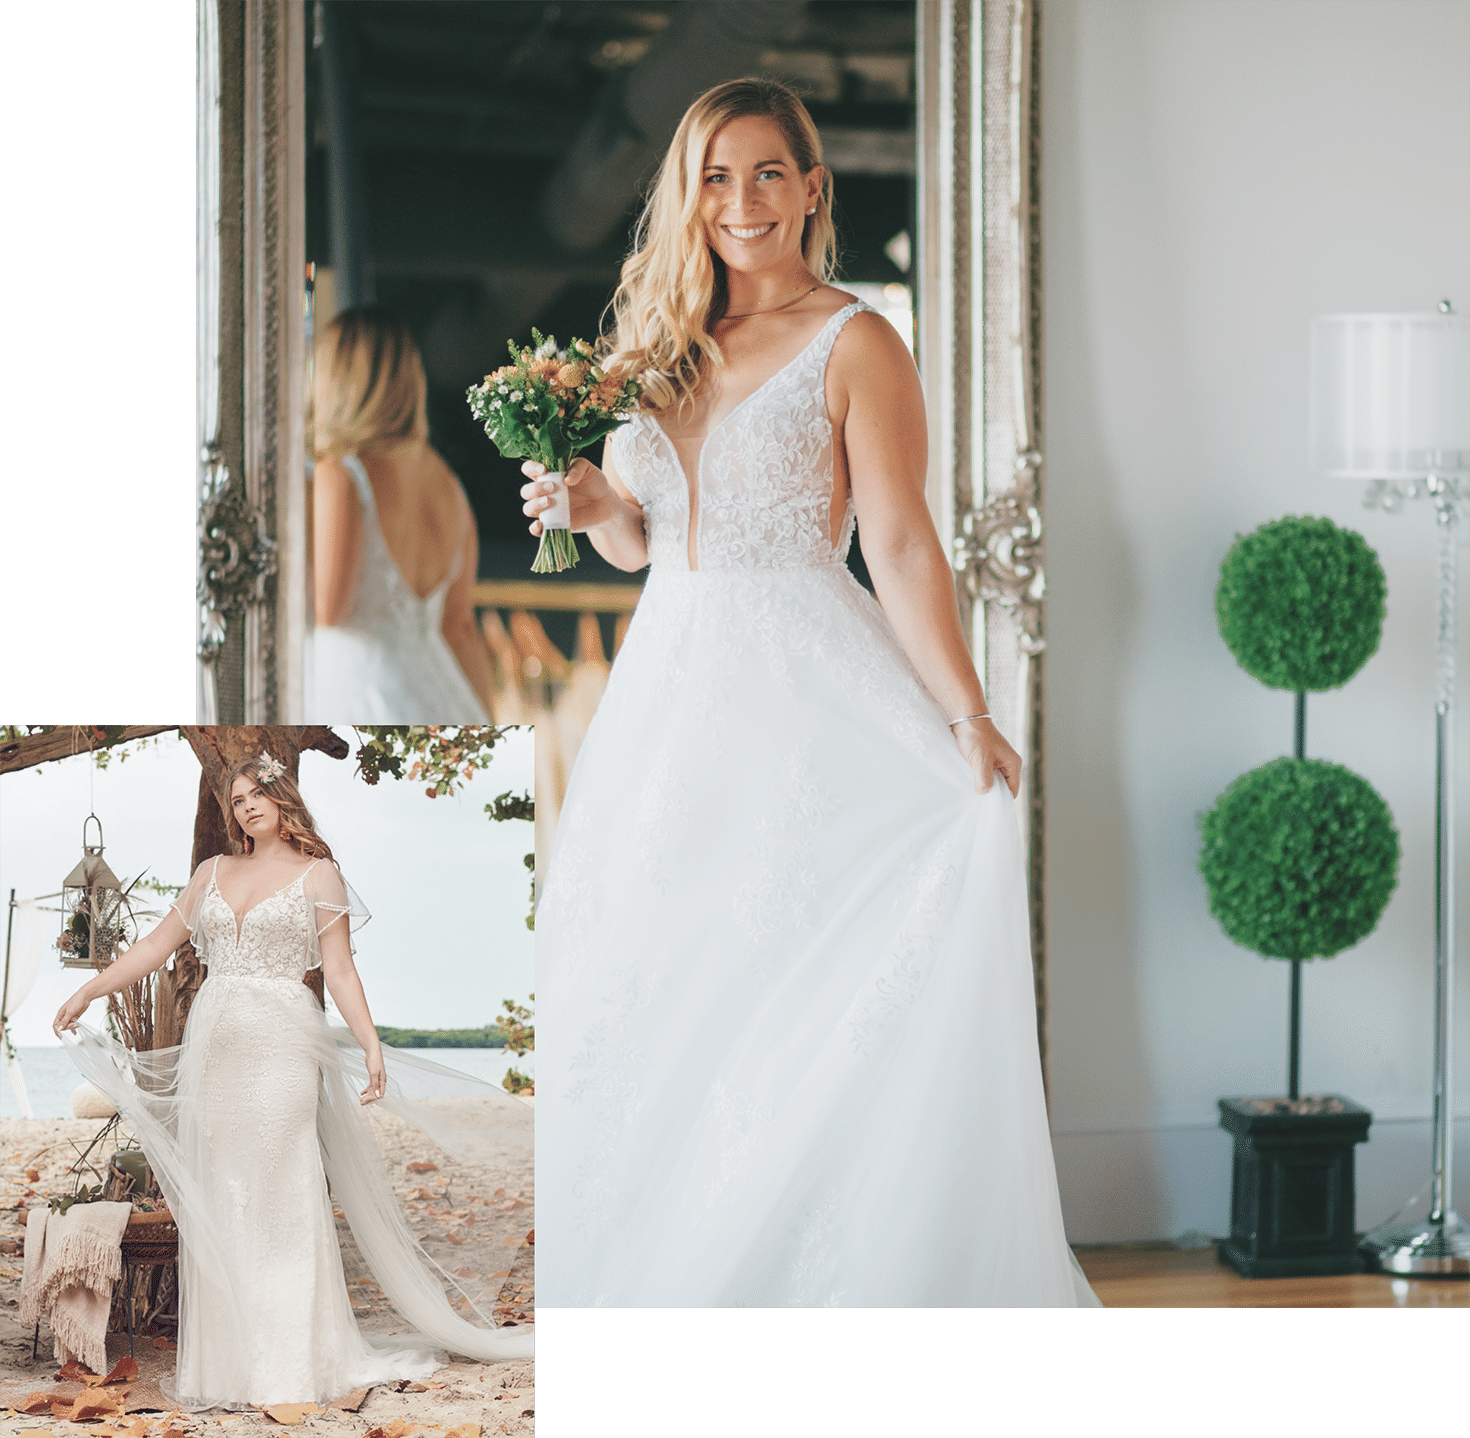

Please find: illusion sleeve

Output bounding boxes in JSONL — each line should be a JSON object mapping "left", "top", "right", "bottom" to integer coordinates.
{"left": 304, "top": 860, "right": 370, "bottom": 969}
{"left": 168, "top": 857, "right": 219, "bottom": 943}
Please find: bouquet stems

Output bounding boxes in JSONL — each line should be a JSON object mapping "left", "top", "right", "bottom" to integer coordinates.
{"left": 532, "top": 528, "right": 581, "bottom": 574}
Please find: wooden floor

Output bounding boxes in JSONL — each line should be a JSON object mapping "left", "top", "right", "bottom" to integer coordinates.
{"left": 1075, "top": 1242, "right": 1470, "bottom": 1307}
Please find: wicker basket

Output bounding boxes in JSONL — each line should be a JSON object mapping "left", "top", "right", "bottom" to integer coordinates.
{"left": 120, "top": 1208, "right": 178, "bottom": 1265}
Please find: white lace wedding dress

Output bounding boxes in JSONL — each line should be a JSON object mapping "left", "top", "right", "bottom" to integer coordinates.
{"left": 537, "top": 301, "right": 1098, "bottom": 1306}
{"left": 65, "top": 855, "right": 532, "bottom": 1408}
{"left": 308, "top": 453, "right": 489, "bottom": 721}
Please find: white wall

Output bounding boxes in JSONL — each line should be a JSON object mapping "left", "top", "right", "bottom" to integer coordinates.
{"left": 1043, "top": 0, "right": 1470, "bottom": 1241}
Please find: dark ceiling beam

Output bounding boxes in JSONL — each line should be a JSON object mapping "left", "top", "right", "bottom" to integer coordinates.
{"left": 541, "top": 0, "right": 810, "bottom": 255}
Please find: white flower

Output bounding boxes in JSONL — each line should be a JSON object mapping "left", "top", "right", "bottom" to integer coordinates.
{"left": 498, "top": 385, "right": 508, "bottom": 394}
{"left": 509, "top": 391, "right": 522, "bottom": 401}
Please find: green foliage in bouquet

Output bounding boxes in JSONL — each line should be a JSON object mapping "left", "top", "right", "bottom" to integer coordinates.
{"left": 467, "top": 330, "right": 642, "bottom": 572}
{"left": 1199, "top": 757, "right": 1399, "bottom": 961}
{"left": 1215, "top": 516, "right": 1386, "bottom": 692}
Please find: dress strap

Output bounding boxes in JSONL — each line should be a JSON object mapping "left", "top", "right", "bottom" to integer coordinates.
{"left": 342, "top": 454, "right": 378, "bottom": 518}
{"left": 812, "top": 300, "right": 879, "bottom": 372}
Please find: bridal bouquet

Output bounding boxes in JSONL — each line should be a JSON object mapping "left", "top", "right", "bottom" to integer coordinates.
{"left": 467, "top": 331, "right": 641, "bottom": 572}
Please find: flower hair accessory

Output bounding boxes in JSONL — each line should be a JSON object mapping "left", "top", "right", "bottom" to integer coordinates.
{"left": 255, "top": 752, "right": 287, "bottom": 785}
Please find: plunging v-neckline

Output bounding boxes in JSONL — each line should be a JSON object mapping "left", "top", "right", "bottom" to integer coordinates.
{"left": 648, "top": 305, "right": 851, "bottom": 571}
{"left": 211, "top": 860, "right": 318, "bottom": 942}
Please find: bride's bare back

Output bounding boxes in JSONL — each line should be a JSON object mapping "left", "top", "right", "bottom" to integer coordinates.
{"left": 315, "top": 440, "right": 470, "bottom": 615}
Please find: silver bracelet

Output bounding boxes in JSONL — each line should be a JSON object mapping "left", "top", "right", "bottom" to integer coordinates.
{"left": 948, "top": 712, "right": 993, "bottom": 729}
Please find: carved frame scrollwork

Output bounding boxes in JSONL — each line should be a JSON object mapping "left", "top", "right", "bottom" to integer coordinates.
{"left": 197, "top": 0, "right": 305, "bottom": 723}
{"left": 918, "top": 0, "right": 1049, "bottom": 1089}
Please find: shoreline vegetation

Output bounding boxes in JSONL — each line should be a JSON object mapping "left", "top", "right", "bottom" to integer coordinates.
{"left": 375, "top": 1024, "right": 509, "bottom": 1048}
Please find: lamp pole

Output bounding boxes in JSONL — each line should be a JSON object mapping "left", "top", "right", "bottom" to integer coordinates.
{"left": 1312, "top": 304, "right": 1470, "bottom": 1274}
{"left": 1359, "top": 474, "right": 1468, "bottom": 1273}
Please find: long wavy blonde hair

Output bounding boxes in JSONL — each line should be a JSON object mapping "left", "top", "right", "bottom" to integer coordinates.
{"left": 601, "top": 77, "right": 837, "bottom": 414}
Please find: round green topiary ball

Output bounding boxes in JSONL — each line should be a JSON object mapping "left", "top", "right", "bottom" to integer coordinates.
{"left": 1215, "top": 515, "right": 1386, "bottom": 691}
{"left": 1198, "top": 757, "right": 1399, "bottom": 960}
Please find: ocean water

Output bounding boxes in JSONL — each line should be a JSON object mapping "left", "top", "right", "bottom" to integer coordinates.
{"left": 1, "top": 1046, "right": 534, "bottom": 1121}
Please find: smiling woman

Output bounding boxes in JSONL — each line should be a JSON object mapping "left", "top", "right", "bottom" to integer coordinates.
{"left": 531, "top": 76, "right": 1092, "bottom": 1309}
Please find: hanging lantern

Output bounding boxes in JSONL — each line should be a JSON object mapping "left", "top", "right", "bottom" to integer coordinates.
{"left": 58, "top": 815, "right": 132, "bottom": 971}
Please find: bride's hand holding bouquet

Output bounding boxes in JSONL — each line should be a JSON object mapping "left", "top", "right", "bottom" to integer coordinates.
{"left": 519, "top": 455, "right": 618, "bottom": 537}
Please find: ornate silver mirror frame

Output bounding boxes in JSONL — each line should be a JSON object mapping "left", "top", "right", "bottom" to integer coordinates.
{"left": 197, "top": 0, "right": 306, "bottom": 723}
{"left": 918, "top": 0, "right": 1048, "bottom": 1080}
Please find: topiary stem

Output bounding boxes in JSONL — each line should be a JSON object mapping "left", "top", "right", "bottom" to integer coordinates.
{"left": 1289, "top": 689, "right": 1305, "bottom": 1099}
{"left": 1289, "top": 960, "right": 1301, "bottom": 1101}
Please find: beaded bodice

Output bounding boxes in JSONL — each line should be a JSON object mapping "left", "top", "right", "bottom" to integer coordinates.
{"left": 195, "top": 861, "right": 319, "bottom": 982}
{"left": 608, "top": 301, "right": 875, "bottom": 573}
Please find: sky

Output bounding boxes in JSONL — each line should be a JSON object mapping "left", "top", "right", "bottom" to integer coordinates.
{"left": 0, "top": 729, "right": 535, "bottom": 1047}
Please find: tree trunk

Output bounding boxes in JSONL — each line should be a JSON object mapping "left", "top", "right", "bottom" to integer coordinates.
{"left": 162, "top": 727, "right": 351, "bottom": 1036}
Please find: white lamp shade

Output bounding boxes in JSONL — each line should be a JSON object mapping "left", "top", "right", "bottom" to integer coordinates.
{"left": 1310, "top": 312, "right": 1470, "bottom": 478}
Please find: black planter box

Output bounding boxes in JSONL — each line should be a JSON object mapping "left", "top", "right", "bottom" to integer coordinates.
{"left": 1217, "top": 1096, "right": 1373, "bottom": 1278}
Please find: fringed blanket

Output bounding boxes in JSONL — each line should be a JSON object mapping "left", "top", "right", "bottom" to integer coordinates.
{"left": 20, "top": 1202, "right": 132, "bottom": 1377}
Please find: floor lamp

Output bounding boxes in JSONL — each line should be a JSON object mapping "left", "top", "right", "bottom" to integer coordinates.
{"left": 1311, "top": 304, "right": 1470, "bottom": 1273}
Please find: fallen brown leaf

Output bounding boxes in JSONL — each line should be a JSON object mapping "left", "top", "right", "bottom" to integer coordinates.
{"left": 405, "top": 1160, "right": 439, "bottom": 1174}
{"left": 364, "top": 1422, "right": 419, "bottom": 1438}
{"left": 25, "top": 1168, "right": 39, "bottom": 1182}
{"left": 57, "top": 1359, "right": 96, "bottom": 1383}
{"left": 151, "top": 1335, "right": 178, "bottom": 1350}
{"left": 263, "top": 1402, "right": 321, "bottom": 1424}
{"left": 101, "top": 1356, "right": 140, "bottom": 1385}
{"left": 452, "top": 1266, "right": 481, "bottom": 1280}
{"left": 18, "top": 1392, "right": 52, "bottom": 1414}
{"left": 526, "top": 1229, "right": 534, "bottom": 1245}
{"left": 68, "top": 1389, "right": 126, "bottom": 1421}
{"left": 445, "top": 1426, "right": 483, "bottom": 1438}
{"left": 445, "top": 1230, "right": 467, "bottom": 1245}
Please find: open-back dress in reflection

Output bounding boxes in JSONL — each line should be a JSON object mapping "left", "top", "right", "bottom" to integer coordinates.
{"left": 537, "top": 301, "right": 1098, "bottom": 1306}
{"left": 66, "top": 855, "right": 532, "bottom": 1408}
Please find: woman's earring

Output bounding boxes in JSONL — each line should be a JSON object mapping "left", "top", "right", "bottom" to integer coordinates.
{"left": 806, "top": 207, "right": 815, "bottom": 215}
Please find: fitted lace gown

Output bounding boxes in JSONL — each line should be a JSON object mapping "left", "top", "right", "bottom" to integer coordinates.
{"left": 308, "top": 453, "right": 489, "bottom": 722}
{"left": 537, "top": 301, "right": 1098, "bottom": 1306}
{"left": 67, "top": 856, "right": 532, "bottom": 1408}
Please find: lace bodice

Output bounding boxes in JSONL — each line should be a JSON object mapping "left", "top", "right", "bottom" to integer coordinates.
{"left": 174, "top": 856, "right": 357, "bottom": 983}
{"left": 609, "top": 301, "right": 875, "bottom": 572}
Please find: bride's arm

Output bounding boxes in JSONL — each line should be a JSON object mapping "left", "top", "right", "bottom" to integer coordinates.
{"left": 319, "top": 921, "right": 387, "bottom": 1104}
{"left": 835, "top": 315, "right": 1022, "bottom": 797}
{"left": 53, "top": 908, "right": 190, "bottom": 1034}
{"left": 520, "top": 440, "right": 649, "bottom": 572}
{"left": 313, "top": 455, "right": 366, "bottom": 627}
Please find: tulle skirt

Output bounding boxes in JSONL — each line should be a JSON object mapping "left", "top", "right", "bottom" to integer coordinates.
{"left": 66, "top": 975, "right": 532, "bottom": 1408}
{"left": 537, "top": 562, "right": 1098, "bottom": 1306}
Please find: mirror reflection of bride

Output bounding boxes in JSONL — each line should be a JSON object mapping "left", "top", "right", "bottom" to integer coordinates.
{"left": 52, "top": 753, "right": 531, "bottom": 1408}
{"left": 308, "top": 307, "right": 494, "bottom": 722}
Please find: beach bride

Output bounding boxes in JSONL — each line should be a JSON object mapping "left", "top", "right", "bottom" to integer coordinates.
{"left": 531, "top": 76, "right": 1098, "bottom": 1307}
{"left": 53, "top": 752, "right": 531, "bottom": 1407}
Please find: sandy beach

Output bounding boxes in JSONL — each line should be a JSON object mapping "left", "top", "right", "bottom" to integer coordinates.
{"left": 0, "top": 1099, "right": 533, "bottom": 1437}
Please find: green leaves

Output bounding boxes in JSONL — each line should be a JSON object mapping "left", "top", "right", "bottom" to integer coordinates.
{"left": 1199, "top": 757, "right": 1399, "bottom": 960}
{"left": 1216, "top": 516, "right": 1386, "bottom": 691}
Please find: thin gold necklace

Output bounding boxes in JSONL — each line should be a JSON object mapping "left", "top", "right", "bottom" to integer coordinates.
{"left": 722, "top": 283, "right": 821, "bottom": 321}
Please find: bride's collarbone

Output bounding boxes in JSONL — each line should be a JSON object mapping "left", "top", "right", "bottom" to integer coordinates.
{"left": 214, "top": 855, "right": 316, "bottom": 913}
